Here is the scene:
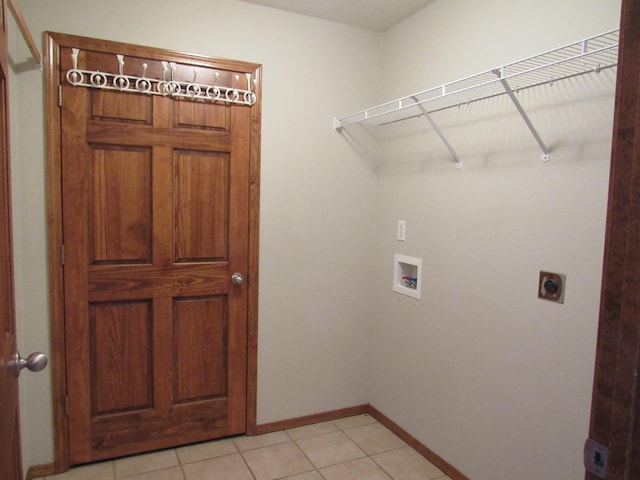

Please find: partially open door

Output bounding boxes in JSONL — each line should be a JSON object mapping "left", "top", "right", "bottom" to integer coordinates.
{"left": 586, "top": 1, "right": 640, "bottom": 478}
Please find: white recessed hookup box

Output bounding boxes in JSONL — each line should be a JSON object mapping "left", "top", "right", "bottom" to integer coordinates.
{"left": 393, "top": 254, "right": 422, "bottom": 299}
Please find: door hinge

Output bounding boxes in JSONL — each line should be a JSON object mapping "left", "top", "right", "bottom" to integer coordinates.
{"left": 58, "top": 85, "right": 62, "bottom": 107}
{"left": 60, "top": 244, "right": 64, "bottom": 266}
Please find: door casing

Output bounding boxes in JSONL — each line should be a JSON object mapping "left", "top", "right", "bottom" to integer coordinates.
{"left": 45, "top": 31, "right": 261, "bottom": 472}
{"left": 0, "top": 0, "right": 22, "bottom": 478}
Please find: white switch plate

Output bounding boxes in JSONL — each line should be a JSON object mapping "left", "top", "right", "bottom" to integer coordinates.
{"left": 397, "top": 220, "right": 406, "bottom": 241}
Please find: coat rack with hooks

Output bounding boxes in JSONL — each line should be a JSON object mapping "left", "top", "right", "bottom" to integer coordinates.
{"left": 65, "top": 48, "right": 258, "bottom": 106}
{"left": 334, "top": 29, "right": 619, "bottom": 167}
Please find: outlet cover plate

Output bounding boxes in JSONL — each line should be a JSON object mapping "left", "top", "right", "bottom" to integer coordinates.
{"left": 538, "top": 271, "right": 566, "bottom": 304}
{"left": 584, "top": 438, "right": 608, "bottom": 478}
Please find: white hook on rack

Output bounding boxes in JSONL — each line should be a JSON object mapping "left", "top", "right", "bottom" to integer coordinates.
{"left": 71, "top": 48, "right": 80, "bottom": 70}
{"left": 161, "top": 61, "right": 169, "bottom": 82}
{"left": 114, "top": 55, "right": 129, "bottom": 90}
{"left": 67, "top": 48, "right": 82, "bottom": 83}
{"left": 136, "top": 63, "right": 151, "bottom": 92}
{"left": 117, "top": 55, "right": 125, "bottom": 76}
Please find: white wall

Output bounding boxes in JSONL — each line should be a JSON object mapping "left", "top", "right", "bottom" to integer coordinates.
{"left": 8, "top": 0, "right": 624, "bottom": 479}
{"left": 369, "top": 1, "right": 621, "bottom": 480}
{"left": 9, "top": 0, "right": 379, "bottom": 470}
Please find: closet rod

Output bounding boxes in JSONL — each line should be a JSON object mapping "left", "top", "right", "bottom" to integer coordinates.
{"left": 8, "top": 0, "right": 42, "bottom": 67}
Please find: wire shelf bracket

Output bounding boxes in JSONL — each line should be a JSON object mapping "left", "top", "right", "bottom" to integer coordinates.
{"left": 334, "top": 29, "right": 619, "bottom": 166}
{"left": 412, "top": 96, "right": 462, "bottom": 168}
{"left": 493, "top": 69, "right": 551, "bottom": 162}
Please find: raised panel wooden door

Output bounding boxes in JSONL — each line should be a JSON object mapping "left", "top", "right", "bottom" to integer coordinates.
{"left": 60, "top": 44, "right": 253, "bottom": 464}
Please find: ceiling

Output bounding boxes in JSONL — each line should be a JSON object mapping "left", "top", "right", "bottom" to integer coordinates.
{"left": 238, "top": 0, "right": 437, "bottom": 32}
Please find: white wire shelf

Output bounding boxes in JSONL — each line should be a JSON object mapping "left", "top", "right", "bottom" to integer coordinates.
{"left": 334, "top": 29, "right": 619, "bottom": 165}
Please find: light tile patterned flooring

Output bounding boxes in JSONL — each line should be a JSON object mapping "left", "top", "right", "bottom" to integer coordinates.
{"left": 37, "top": 414, "right": 453, "bottom": 480}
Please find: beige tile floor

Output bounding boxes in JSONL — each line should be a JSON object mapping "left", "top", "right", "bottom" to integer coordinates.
{"left": 37, "top": 414, "right": 452, "bottom": 480}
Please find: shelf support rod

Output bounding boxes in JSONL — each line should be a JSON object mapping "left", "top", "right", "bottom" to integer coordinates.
{"left": 492, "top": 69, "right": 550, "bottom": 161}
{"left": 7, "top": 0, "right": 42, "bottom": 68}
{"left": 412, "top": 96, "right": 462, "bottom": 168}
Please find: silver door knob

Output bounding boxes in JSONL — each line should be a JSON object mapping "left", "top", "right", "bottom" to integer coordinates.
{"left": 12, "top": 352, "right": 48, "bottom": 377}
{"left": 231, "top": 272, "right": 244, "bottom": 285}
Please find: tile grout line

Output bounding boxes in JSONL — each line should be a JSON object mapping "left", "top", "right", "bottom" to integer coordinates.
{"left": 284, "top": 427, "right": 328, "bottom": 479}
{"left": 250, "top": 416, "right": 408, "bottom": 480}
{"left": 368, "top": 449, "right": 402, "bottom": 480}
{"left": 236, "top": 444, "right": 259, "bottom": 480}
{"left": 337, "top": 417, "right": 410, "bottom": 480}
{"left": 288, "top": 416, "right": 405, "bottom": 480}
{"left": 175, "top": 437, "right": 257, "bottom": 480}
{"left": 48, "top": 415, "right": 448, "bottom": 480}
{"left": 176, "top": 448, "right": 187, "bottom": 480}
{"left": 114, "top": 450, "right": 183, "bottom": 480}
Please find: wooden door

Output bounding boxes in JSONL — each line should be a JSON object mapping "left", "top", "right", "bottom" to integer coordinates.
{"left": 586, "top": 0, "right": 640, "bottom": 478}
{"left": 55, "top": 36, "right": 260, "bottom": 464}
{"left": 0, "top": 0, "right": 21, "bottom": 478}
